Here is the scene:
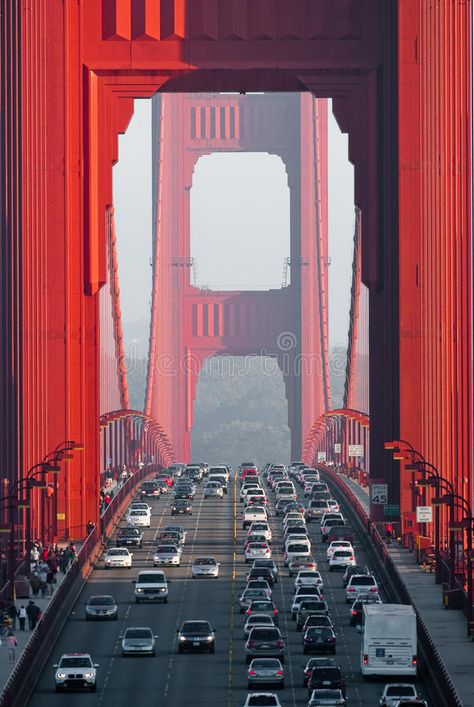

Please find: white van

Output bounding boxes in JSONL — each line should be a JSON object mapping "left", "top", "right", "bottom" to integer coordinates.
{"left": 360, "top": 604, "right": 417, "bottom": 677}
{"left": 134, "top": 570, "right": 169, "bottom": 603}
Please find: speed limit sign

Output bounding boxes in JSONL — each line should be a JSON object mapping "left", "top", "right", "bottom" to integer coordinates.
{"left": 371, "top": 484, "right": 388, "bottom": 505}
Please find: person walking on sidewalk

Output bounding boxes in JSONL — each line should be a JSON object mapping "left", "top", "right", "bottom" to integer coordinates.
{"left": 6, "top": 603, "right": 17, "bottom": 631}
{"left": 385, "top": 522, "right": 393, "bottom": 546}
{"left": 26, "top": 600, "right": 41, "bottom": 630}
{"left": 5, "top": 631, "right": 17, "bottom": 662}
{"left": 18, "top": 605, "right": 27, "bottom": 631}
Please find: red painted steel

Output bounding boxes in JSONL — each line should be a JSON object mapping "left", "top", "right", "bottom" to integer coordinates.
{"left": 144, "top": 93, "right": 329, "bottom": 461}
{"left": 0, "top": 1, "right": 471, "bottom": 547}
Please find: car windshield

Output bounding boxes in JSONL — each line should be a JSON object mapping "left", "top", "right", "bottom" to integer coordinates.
{"left": 129, "top": 510, "right": 147, "bottom": 516}
{"left": 386, "top": 687, "right": 416, "bottom": 696}
{"left": 307, "top": 626, "right": 332, "bottom": 636}
{"left": 60, "top": 657, "right": 92, "bottom": 668}
{"left": 288, "top": 544, "right": 309, "bottom": 552}
{"left": 248, "top": 615, "right": 272, "bottom": 624}
{"left": 251, "top": 658, "right": 281, "bottom": 668}
{"left": 251, "top": 602, "right": 272, "bottom": 610}
{"left": 138, "top": 573, "right": 165, "bottom": 583}
{"left": 311, "top": 668, "right": 341, "bottom": 679}
{"left": 311, "top": 690, "right": 342, "bottom": 698}
{"left": 124, "top": 629, "right": 152, "bottom": 639}
{"left": 120, "top": 528, "right": 139, "bottom": 535}
{"left": 350, "top": 576, "right": 376, "bottom": 585}
{"left": 334, "top": 551, "right": 353, "bottom": 557}
{"left": 88, "top": 596, "right": 115, "bottom": 606}
{"left": 250, "top": 628, "right": 280, "bottom": 640}
{"left": 248, "top": 697, "right": 278, "bottom": 706}
{"left": 302, "top": 601, "right": 326, "bottom": 609}
{"left": 107, "top": 549, "right": 128, "bottom": 556}
{"left": 182, "top": 622, "right": 211, "bottom": 633}
{"left": 194, "top": 558, "right": 216, "bottom": 566}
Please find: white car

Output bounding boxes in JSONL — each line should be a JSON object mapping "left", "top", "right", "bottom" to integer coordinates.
{"left": 126, "top": 509, "right": 151, "bottom": 527}
{"left": 54, "top": 653, "right": 98, "bottom": 692}
{"left": 379, "top": 683, "right": 419, "bottom": 706}
{"left": 241, "top": 484, "right": 263, "bottom": 501}
{"left": 243, "top": 613, "right": 276, "bottom": 638}
{"left": 294, "top": 570, "right": 324, "bottom": 591}
{"left": 245, "top": 542, "right": 271, "bottom": 563}
{"left": 329, "top": 549, "right": 356, "bottom": 571}
{"left": 327, "top": 499, "right": 340, "bottom": 513}
{"left": 284, "top": 543, "right": 312, "bottom": 566}
{"left": 243, "top": 693, "right": 282, "bottom": 707}
{"left": 248, "top": 522, "right": 272, "bottom": 543}
{"left": 326, "top": 541, "right": 354, "bottom": 560}
{"left": 104, "top": 547, "right": 133, "bottom": 568}
{"left": 203, "top": 481, "right": 224, "bottom": 499}
{"left": 191, "top": 556, "right": 220, "bottom": 578}
{"left": 283, "top": 512, "right": 305, "bottom": 528}
{"left": 243, "top": 507, "right": 268, "bottom": 529}
{"left": 284, "top": 534, "right": 311, "bottom": 551}
{"left": 128, "top": 502, "right": 152, "bottom": 514}
{"left": 345, "top": 574, "right": 379, "bottom": 602}
{"left": 153, "top": 544, "right": 181, "bottom": 566}
{"left": 134, "top": 570, "right": 168, "bottom": 603}
{"left": 291, "top": 590, "right": 323, "bottom": 618}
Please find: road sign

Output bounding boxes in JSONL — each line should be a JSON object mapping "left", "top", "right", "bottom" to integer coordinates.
{"left": 348, "top": 444, "right": 364, "bottom": 457}
{"left": 334, "top": 443, "right": 341, "bottom": 453}
{"left": 416, "top": 506, "right": 433, "bottom": 523}
{"left": 371, "top": 484, "right": 388, "bottom": 505}
{"left": 384, "top": 504, "right": 400, "bottom": 517}
{"left": 317, "top": 451, "right": 326, "bottom": 462}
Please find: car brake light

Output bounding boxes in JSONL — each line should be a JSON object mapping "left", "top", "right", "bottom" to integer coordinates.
{"left": 248, "top": 670, "right": 255, "bottom": 675}
{"left": 273, "top": 609, "right": 278, "bottom": 615}
{"left": 351, "top": 610, "right": 357, "bottom": 615}
{"left": 363, "top": 654, "right": 369, "bottom": 665}
{"left": 412, "top": 655, "right": 417, "bottom": 665}
{"left": 369, "top": 587, "right": 378, "bottom": 592}
{"left": 347, "top": 587, "right": 356, "bottom": 592}
{"left": 246, "top": 641, "right": 255, "bottom": 648}
{"left": 275, "top": 640, "right": 283, "bottom": 648}
{"left": 349, "top": 556, "right": 355, "bottom": 561}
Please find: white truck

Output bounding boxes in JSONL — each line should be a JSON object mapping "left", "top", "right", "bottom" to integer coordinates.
{"left": 360, "top": 604, "right": 417, "bottom": 677}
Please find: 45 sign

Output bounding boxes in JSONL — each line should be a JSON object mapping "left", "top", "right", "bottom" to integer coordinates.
{"left": 371, "top": 484, "right": 388, "bottom": 505}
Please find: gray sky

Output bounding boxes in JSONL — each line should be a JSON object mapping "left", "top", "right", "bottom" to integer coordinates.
{"left": 113, "top": 96, "right": 354, "bottom": 347}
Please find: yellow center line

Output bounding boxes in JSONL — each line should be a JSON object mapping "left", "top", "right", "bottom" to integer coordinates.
{"left": 228, "top": 473, "right": 238, "bottom": 705}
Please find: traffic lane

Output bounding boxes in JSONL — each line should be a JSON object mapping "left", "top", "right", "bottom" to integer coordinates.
{"left": 27, "top": 487, "right": 213, "bottom": 706}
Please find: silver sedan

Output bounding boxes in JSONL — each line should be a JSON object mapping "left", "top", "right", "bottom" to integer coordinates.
{"left": 247, "top": 658, "right": 285, "bottom": 689}
{"left": 153, "top": 544, "right": 181, "bottom": 566}
{"left": 121, "top": 627, "right": 157, "bottom": 656}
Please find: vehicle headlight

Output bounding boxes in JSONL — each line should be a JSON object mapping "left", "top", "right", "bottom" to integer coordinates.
{"left": 136, "top": 587, "right": 143, "bottom": 592}
{"left": 178, "top": 635, "right": 186, "bottom": 641}
{"left": 56, "top": 673, "right": 66, "bottom": 679}
{"left": 84, "top": 672, "right": 94, "bottom": 679}
{"left": 204, "top": 635, "right": 213, "bottom": 641}
{"left": 160, "top": 587, "right": 166, "bottom": 592}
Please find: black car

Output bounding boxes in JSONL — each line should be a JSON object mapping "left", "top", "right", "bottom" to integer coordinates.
{"left": 246, "top": 567, "right": 275, "bottom": 587}
{"left": 116, "top": 527, "right": 144, "bottom": 548}
{"left": 177, "top": 620, "right": 215, "bottom": 653}
{"left": 349, "top": 593, "right": 382, "bottom": 626}
{"left": 301, "top": 615, "right": 333, "bottom": 638}
{"left": 140, "top": 481, "right": 160, "bottom": 498}
{"left": 251, "top": 559, "right": 279, "bottom": 583}
{"left": 174, "top": 485, "right": 195, "bottom": 500}
{"left": 308, "top": 666, "right": 346, "bottom": 696}
{"left": 342, "top": 564, "right": 370, "bottom": 588}
{"left": 171, "top": 499, "right": 192, "bottom": 515}
{"left": 303, "top": 626, "right": 337, "bottom": 654}
{"left": 302, "top": 657, "right": 336, "bottom": 687}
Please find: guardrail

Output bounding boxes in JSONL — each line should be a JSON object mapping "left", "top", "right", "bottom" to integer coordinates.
{"left": 319, "top": 464, "right": 463, "bottom": 707}
{"left": 0, "top": 463, "right": 159, "bottom": 707}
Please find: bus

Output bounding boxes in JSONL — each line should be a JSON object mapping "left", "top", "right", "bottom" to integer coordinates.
{"left": 360, "top": 604, "right": 417, "bottom": 677}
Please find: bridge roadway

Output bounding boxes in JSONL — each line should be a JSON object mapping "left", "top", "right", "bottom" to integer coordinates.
{"left": 28, "top": 475, "right": 429, "bottom": 706}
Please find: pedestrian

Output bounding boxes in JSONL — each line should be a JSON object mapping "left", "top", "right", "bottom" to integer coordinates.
{"left": 18, "top": 605, "right": 27, "bottom": 631}
{"left": 6, "top": 631, "right": 17, "bottom": 662}
{"left": 38, "top": 562, "right": 48, "bottom": 598}
{"left": 30, "top": 572, "right": 41, "bottom": 597}
{"left": 385, "top": 522, "right": 393, "bottom": 546}
{"left": 26, "top": 601, "right": 41, "bottom": 630}
{"left": 86, "top": 520, "right": 95, "bottom": 535}
{"left": 6, "top": 603, "right": 17, "bottom": 631}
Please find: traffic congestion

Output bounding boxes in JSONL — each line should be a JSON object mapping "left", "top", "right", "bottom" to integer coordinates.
{"left": 28, "top": 462, "right": 429, "bottom": 706}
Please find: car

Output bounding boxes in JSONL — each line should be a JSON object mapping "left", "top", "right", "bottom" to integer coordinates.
{"left": 157, "top": 530, "right": 183, "bottom": 548}
{"left": 321, "top": 520, "right": 346, "bottom": 543}
{"left": 121, "top": 627, "right": 157, "bottom": 656}
{"left": 126, "top": 509, "right": 151, "bottom": 527}
{"left": 284, "top": 543, "right": 312, "bottom": 566}
{"left": 301, "top": 615, "right": 334, "bottom": 638}
{"left": 243, "top": 507, "right": 268, "bottom": 528}
{"left": 153, "top": 544, "right": 181, "bottom": 566}
{"left": 296, "top": 600, "right": 330, "bottom": 630}
{"left": 326, "top": 541, "right": 354, "bottom": 560}
{"left": 191, "top": 556, "right": 220, "bottom": 578}
{"left": 129, "top": 502, "right": 152, "bottom": 513}
{"left": 248, "top": 522, "right": 272, "bottom": 543}
{"left": 243, "top": 613, "right": 276, "bottom": 638}
{"left": 328, "top": 526, "right": 354, "bottom": 546}
{"left": 379, "top": 684, "right": 419, "bottom": 707}
{"left": 349, "top": 593, "right": 382, "bottom": 626}
{"left": 291, "top": 588, "right": 324, "bottom": 618}
{"left": 204, "top": 481, "right": 224, "bottom": 498}
{"left": 392, "top": 702, "right": 428, "bottom": 707}
{"left": 342, "top": 564, "right": 371, "bottom": 588}
{"left": 104, "top": 547, "right": 133, "bottom": 568}
{"left": 174, "top": 485, "right": 195, "bottom": 500}
{"left": 275, "top": 499, "right": 295, "bottom": 516}
{"left": 305, "top": 499, "right": 330, "bottom": 522}
{"left": 245, "top": 534, "right": 271, "bottom": 550}
{"left": 156, "top": 479, "right": 171, "bottom": 494}
{"left": 247, "top": 567, "right": 275, "bottom": 587}
{"left": 303, "top": 626, "right": 337, "bottom": 654}
{"left": 245, "top": 542, "right": 272, "bottom": 563}
{"left": 251, "top": 559, "right": 279, "bottom": 583}
{"left": 163, "top": 525, "right": 187, "bottom": 543}
{"left": 246, "top": 489, "right": 267, "bottom": 504}
{"left": 327, "top": 499, "right": 340, "bottom": 513}
{"left": 116, "top": 527, "right": 144, "bottom": 548}
{"left": 302, "top": 657, "right": 337, "bottom": 687}
{"left": 245, "top": 626, "right": 285, "bottom": 663}
{"left": 134, "top": 570, "right": 169, "bottom": 603}
{"left": 307, "top": 665, "right": 346, "bottom": 696}
{"left": 85, "top": 595, "right": 118, "bottom": 621}
{"left": 245, "top": 579, "right": 273, "bottom": 597}
{"left": 246, "top": 600, "right": 279, "bottom": 625}
{"left": 140, "top": 481, "right": 160, "bottom": 497}
{"left": 240, "top": 588, "right": 273, "bottom": 612}
{"left": 320, "top": 512, "right": 344, "bottom": 527}
{"left": 242, "top": 693, "right": 282, "bottom": 707}
{"left": 283, "top": 511, "right": 306, "bottom": 527}
{"left": 307, "top": 688, "right": 347, "bottom": 706}
{"left": 288, "top": 555, "right": 317, "bottom": 576}
{"left": 329, "top": 550, "right": 356, "bottom": 571}
{"left": 294, "top": 570, "right": 324, "bottom": 591}
{"left": 284, "top": 532, "right": 311, "bottom": 549}
{"left": 54, "top": 653, "right": 98, "bottom": 692}
{"left": 247, "top": 658, "right": 284, "bottom": 689}
{"left": 345, "top": 574, "right": 379, "bottom": 602}
{"left": 177, "top": 620, "right": 216, "bottom": 653}
{"left": 156, "top": 473, "right": 173, "bottom": 486}
{"left": 171, "top": 499, "right": 192, "bottom": 515}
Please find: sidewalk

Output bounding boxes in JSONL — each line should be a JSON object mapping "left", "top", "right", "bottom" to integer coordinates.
{"left": 338, "top": 473, "right": 474, "bottom": 707}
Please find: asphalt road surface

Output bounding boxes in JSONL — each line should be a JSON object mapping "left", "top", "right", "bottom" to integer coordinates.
{"left": 28, "top": 472, "right": 429, "bottom": 707}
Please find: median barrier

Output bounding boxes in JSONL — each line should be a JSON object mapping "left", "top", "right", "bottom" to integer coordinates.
{"left": 0, "top": 464, "right": 160, "bottom": 707}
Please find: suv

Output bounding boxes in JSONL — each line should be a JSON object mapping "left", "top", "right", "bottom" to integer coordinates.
{"left": 245, "top": 626, "right": 285, "bottom": 663}
{"left": 307, "top": 666, "right": 346, "bottom": 696}
{"left": 54, "top": 653, "right": 98, "bottom": 692}
{"left": 349, "top": 593, "right": 382, "bottom": 626}
{"left": 177, "top": 620, "right": 216, "bottom": 653}
{"left": 379, "top": 684, "right": 419, "bottom": 706}
{"left": 345, "top": 574, "right": 379, "bottom": 602}
{"left": 116, "top": 527, "right": 144, "bottom": 548}
{"left": 134, "top": 570, "right": 169, "bottom": 603}
{"left": 243, "top": 507, "right": 267, "bottom": 529}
